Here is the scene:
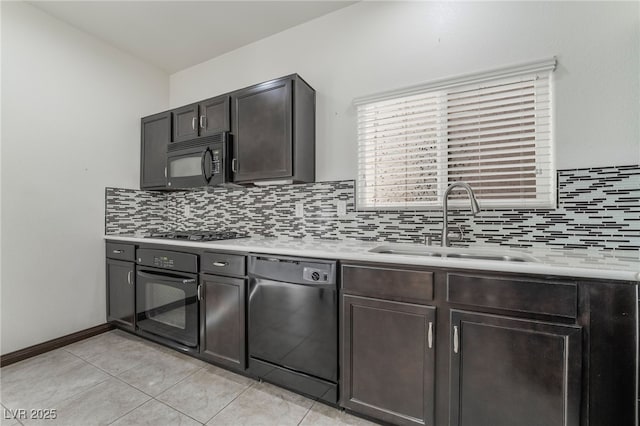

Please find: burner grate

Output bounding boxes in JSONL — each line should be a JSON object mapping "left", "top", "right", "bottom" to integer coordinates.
{"left": 147, "top": 230, "right": 248, "bottom": 242}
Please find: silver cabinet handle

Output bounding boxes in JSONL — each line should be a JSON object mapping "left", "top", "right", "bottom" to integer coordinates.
{"left": 183, "top": 279, "right": 196, "bottom": 284}
{"left": 212, "top": 261, "right": 228, "bottom": 267}
{"left": 453, "top": 325, "right": 460, "bottom": 354}
{"left": 127, "top": 271, "right": 133, "bottom": 285}
{"left": 112, "top": 249, "right": 124, "bottom": 254}
{"left": 191, "top": 117, "right": 197, "bottom": 130}
{"left": 199, "top": 115, "right": 206, "bottom": 129}
{"left": 164, "top": 166, "right": 167, "bottom": 178}
{"left": 428, "top": 321, "right": 433, "bottom": 349}
{"left": 197, "top": 284, "right": 202, "bottom": 301}
{"left": 231, "top": 158, "right": 238, "bottom": 173}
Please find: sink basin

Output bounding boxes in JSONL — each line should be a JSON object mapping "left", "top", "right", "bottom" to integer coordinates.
{"left": 369, "top": 245, "right": 539, "bottom": 263}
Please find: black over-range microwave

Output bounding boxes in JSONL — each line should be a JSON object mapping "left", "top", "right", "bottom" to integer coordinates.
{"left": 166, "top": 132, "right": 232, "bottom": 189}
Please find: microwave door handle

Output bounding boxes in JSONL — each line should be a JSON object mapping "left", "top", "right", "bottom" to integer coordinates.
{"left": 201, "top": 148, "right": 211, "bottom": 183}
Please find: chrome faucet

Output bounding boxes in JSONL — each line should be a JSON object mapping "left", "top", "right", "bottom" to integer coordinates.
{"left": 441, "top": 182, "right": 481, "bottom": 247}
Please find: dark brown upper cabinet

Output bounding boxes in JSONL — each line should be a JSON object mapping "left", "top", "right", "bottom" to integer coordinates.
{"left": 231, "top": 74, "right": 315, "bottom": 184}
{"left": 173, "top": 95, "right": 230, "bottom": 143}
{"left": 140, "top": 111, "right": 171, "bottom": 190}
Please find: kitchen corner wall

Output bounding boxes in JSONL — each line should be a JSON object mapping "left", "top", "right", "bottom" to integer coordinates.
{"left": 1, "top": 2, "right": 169, "bottom": 354}
{"left": 106, "top": 164, "right": 640, "bottom": 252}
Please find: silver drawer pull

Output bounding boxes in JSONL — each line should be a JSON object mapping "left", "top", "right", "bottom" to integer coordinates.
{"left": 427, "top": 321, "right": 433, "bottom": 349}
{"left": 453, "top": 325, "right": 460, "bottom": 354}
{"left": 112, "top": 249, "right": 124, "bottom": 254}
{"left": 183, "top": 279, "right": 196, "bottom": 284}
{"left": 212, "top": 261, "right": 228, "bottom": 267}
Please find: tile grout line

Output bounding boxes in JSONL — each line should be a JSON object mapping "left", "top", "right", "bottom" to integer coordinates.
{"left": 296, "top": 402, "right": 314, "bottom": 426}
{"left": 154, "top": 364, "right": 208, "bottom": 401}
{"left": 63, "top": 333, "right": 255, "bottom": 425}
{"left": 19, "top": 349, "right": 115, "bottom": 413}
{"left": 60, "top": 348, "right": 162, "bottom": 426}
{"left": 59, "top": 335, "right": 325, "bottom": 426}
{"left": 64, "top": 334, "right": 219, "bottom": 425}
{"left": 105, "top": 397, "right": 154, "bottom": 426}
{"left": 202, "top": 380, "right": 257, "bottom": 425}
{"left": 151, "top": 399, "right": 206, "bottom": 425}
{"left": 64, "top": 346, "right": 160, "bottom": 401}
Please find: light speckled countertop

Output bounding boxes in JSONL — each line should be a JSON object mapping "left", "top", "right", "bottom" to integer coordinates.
{"left": 105, "top": 235, "right": 640, "bottom": 283}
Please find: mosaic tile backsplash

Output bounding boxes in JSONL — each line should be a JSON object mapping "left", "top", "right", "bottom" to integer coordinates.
{"left": 105, "top": 165, "right": 640, "bottom": 252}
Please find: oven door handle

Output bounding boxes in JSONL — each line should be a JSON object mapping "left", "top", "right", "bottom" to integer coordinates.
{"left": 137, "top": 270, "right": 196, "bottom": 284}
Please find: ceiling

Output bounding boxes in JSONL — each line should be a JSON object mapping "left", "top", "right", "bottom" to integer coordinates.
{"left": 29, "top": 1, "right": 356, "bottom": 73}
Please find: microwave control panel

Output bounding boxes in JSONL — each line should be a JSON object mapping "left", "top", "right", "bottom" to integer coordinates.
{"left": 211, "top": 148, "right": 221, "bottom": 175}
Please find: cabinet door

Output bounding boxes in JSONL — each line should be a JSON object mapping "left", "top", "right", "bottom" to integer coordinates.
{"left": 450, "top": 310, "right": 582, "bottom": 426}
{"left": 200, "top": 274, "right": 246, "bottom": 371}
{"left": 232, "top": 78, "right": 292, "bottom": 182}
{"left": 106, "top": 259, "right": 135, "bottom": 331}
{"left": 342, "top": 295, "right": 436, "bottom": 426}
{"left": 200, "top": 95, "right": 230, "bottom": 136}
{"left": 140, "top": 112, "right": 170, "bottom": 189}
{"left": 173, "top": 103, "right": 199, "bottom": 142}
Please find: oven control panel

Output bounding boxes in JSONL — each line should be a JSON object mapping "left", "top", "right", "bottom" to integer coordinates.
{"left": 152, "top": 255, "right": 175, "bottom": 269}
{"left": 137, "top": 248, "right": 199, "bottom": 273}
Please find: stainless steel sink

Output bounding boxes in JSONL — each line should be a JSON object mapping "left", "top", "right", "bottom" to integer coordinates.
{"left": 369, "top": 245, "right": 539, "bottom": 263}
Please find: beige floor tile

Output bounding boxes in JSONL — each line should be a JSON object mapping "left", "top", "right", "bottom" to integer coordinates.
{"left": 157, "top": 365, "right": 253, "bottom": 423}
{"left": 0, "top": 417, "right": 23, "bottom": 426}
{"left": 1, "top": 402, "right": 23, "bottom": 426}
{"left": 109, "top": 400, "right": 200, "bottom": 426}
{"left": 206, "top": 381, "right": 313, "bottom": 426}
{"left": 116, "top": 348, "right": 205, "bottom": 397}
{"left": 299, "top": 402, "right": 379, "bottom": 426}
{"left": 0, "top": 350, "right": 109, "bottom": 410}
{"left": 21, "top": 378, "right": 149, "bottom": 426}
{"left": 64, "top": 331, "right": 166, "bottom": 376}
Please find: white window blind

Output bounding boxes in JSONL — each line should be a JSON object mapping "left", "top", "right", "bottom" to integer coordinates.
{"left": 355, "top": 58, "right": 556, "bottom": 210}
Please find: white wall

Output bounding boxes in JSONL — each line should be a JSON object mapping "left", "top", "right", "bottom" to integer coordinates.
{"left": 1, "top": 2, "right": 169, "bottom": 354}
{"left": 170, "top": 1, "right": 640, "bottom": 181}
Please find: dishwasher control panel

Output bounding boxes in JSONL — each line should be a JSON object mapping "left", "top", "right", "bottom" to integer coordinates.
{"left": 303, "top": 267, "right": 329, "bottom": 283}
{"left": 249, "top": 255, "right": 337, "bottom": 286}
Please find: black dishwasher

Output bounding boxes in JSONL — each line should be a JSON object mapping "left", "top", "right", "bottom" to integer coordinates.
{"left": 248, "top": 255, "right": 338, "bottom": 403}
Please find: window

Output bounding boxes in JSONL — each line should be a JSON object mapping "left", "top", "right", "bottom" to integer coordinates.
{"left": 355, "top": 58, "right": 556, "bottom": 210}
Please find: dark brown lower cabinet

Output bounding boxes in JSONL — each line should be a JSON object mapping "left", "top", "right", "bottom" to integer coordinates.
{"left": 106, "top": 259, "right": 135, "bottom": 331}
{"left": 449, "top": 310, "right": 582, "bottom": 426}
{"left": 199, "top": 274, "right": 246, "bottom": 371}
{"left": 342, "top": 295, "right": 436, "bottom": 426}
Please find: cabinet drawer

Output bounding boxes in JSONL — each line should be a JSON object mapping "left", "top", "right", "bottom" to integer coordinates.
{"left": 342, "top": 265, "right": 434, "bottom": 304}
{"left": 447, "top": 273, "right": 577, "bottom": 318}
{"left": 106, "top": 242, "right": 135, "bottom": 261}
{"left": 201, "top": 252, "right": 246, "bottom": 277}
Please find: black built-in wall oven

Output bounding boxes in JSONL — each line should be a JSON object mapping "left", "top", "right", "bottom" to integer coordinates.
{"left": 166, "top": 132, "right": 231, "bottom": 189}
{"left": 136, "top": 248, "right": 200, "bottom": 353}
